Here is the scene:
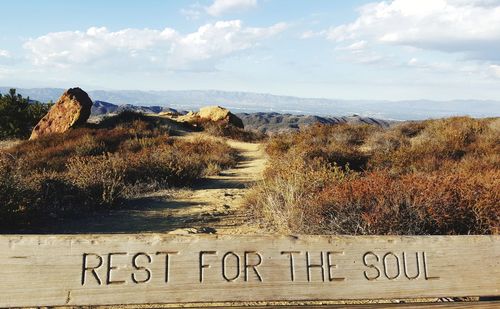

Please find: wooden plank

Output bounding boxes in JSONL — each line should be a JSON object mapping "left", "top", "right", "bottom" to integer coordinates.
{"left": 187, "top": 302, "right": 500, "bottom": 308}
{"left": 186, "top": 302, "right": 500, "bottom": 309}
{"left": 87, "top": 301, "right": 500, "bottom": 309}
{"left": 75, "top": 301, "right": 500, "bottom": 309}
{"left": 0, "top": 235, "right": 498, "bottom": 307}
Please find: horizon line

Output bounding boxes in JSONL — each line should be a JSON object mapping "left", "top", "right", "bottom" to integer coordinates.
{"left": 1, "top": 86, "right": 500, "bottom": 103}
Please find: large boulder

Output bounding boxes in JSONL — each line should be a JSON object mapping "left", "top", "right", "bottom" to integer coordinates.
{"left": 198, "top": 106, "right": 244, "bottom": 128}
{"left": 30, "top": 88, "right": 93, "bottom": 140}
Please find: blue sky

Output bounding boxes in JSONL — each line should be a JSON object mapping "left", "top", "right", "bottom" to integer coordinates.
{"left": 1, "top": 0, "right": 500, "bottom": 100}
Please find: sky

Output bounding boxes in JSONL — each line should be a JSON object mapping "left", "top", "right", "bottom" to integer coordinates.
{"left": 1, "top": 0, "right": 500, "bottom": 101}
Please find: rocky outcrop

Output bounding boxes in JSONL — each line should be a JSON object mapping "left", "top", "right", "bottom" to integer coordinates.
{"left": 30, "top": 88, "right": 93, "bottom": 140}
{"left": 198, "top": 106, "right": 244, "bottom": 128}
{"left": 162, "top": 106, "right": 244, "bottom": 129}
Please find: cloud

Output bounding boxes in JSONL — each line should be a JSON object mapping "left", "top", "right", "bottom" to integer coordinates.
{"left": 336, "top": 40, "right": 368, "bottom": 52}
{"left": 0, "top": 50, "right": 11, "bottom": 58}
{"left": 300, "top": 30, "right": 326, "bottom": 39}
{"left": 490, "top": 64, "right": 500, "bottom": 77}
{"left": 206, "top": 0, "right": 258, "bottom": 16}
{"left": 325, "top": 0, "right": 500, "bottom": 62}
{"left": 180, "top": 3, "right": 203, "bottom": 20}
{"left": 23, "top": 20, "right": 286, "bottom": 71}
{"left": 168, "top": 20, "right": 287, "bottom": 70}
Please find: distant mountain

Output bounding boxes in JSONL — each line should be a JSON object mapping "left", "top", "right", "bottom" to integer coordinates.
{"left": 92, "top": 101, "right": 119, "bottom": 115}
{"left": 91, "top": 100, "right": 180, "bottom": 116}
{"left": 88, "top": 100, "right": 391, "bottom": 132}
{"left": 1, "top": 87, "right": 499, "bottom": 120}
{"left": 237, "top": 112, "right": 392, "bottom": 133}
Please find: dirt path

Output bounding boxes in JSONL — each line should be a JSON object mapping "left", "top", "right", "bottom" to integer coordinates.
{"left": 52, "top": 137, "right": 267, "bottom": 234}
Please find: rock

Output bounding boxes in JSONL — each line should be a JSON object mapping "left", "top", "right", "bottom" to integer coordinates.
{"left": 197, "top": 227, "right": 217, "bottom": 234}
{"left": 30, "top": 88, "right": 93, "bottom": 140}
{"left": 198, "top": 106, "right": 244, "bottom": 128}
{"left": 168, "top": 228, "right": 198, "bottom": 235}
{"left": 158, "top": 105, "right": 244, "bottom": 129}
{"left": 175, "top": 111, "right": 198, "bottom": 123}
{"left": 167, "top": 227, "right": 217, "bottom": 234}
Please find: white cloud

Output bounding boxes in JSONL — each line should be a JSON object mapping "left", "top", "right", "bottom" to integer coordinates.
{"left": 206, "top": 0, "right": 258, "bottom": 16}
{"left": 326, "top": 0, "right": 500, "bottom": 62}
{"left": 180, "top": 8, "right": 202, "bottom": 20}
{"left": 168, "top": 20, "right": 287, "bottom": 70}
{"left": 300, "top": 30, "right": 326, "bottom": 39}
{"left": 0, "top": 50, "right": 10, "bottom": 58}
{"left": 408, "top": 57, "right": 419, "bottom": 66}
{"left": 337, "top": 40, "right": 367, "bottom": 52}
{"left": 180, "top": 3, "right": 203, "bottom": 20}
{"left": 23, "top": 21, "right": 286, "bottom": 71}
{"left": 490, "top": 64, "right": 500, "bottom": 77}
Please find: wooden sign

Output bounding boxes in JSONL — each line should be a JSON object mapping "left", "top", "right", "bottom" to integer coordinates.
{"left": 0, "top": 235, "right": 498, "bottom": 307}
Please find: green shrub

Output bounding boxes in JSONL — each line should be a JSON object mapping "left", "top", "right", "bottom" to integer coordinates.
{"left": 0, "top": 89, "right": 51, "bottom": 139}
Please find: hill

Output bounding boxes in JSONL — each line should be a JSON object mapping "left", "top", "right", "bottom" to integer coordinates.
{"left": 2, "top": 87, "right": 499, "bottom": 120}
{"left": 88, "top": 101, "right": 392, "bottom": 132}
{"left": 237, "top": 112, "right": 392, "bottom": 133}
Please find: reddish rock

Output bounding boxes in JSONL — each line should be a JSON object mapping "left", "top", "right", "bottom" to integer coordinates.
{"left": 29, "top": 88, "right": 93, "bottom": 140}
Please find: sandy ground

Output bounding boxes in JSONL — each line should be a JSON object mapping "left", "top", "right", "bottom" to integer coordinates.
{"left": 51, "top": 136, "right": 268, "bottom": 234}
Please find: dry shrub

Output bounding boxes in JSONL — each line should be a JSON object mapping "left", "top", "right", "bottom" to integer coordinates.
{"left": 314, "top": 169, "right": 499, "bottom": 235}
{"left": 247, "top": 117, "right": 499, "bottom": 235}
{"left": 66, "top": 153, "right": 127, "bottom": 206}
{"left": 370, "top": 117, "right": 498, "bottom": 173}
{"left": 202, "top": 120, "right": 267, "bottom": 142}
{"left": 246, "top": 152, "right": 351, "bottom": 233}
{"left": 265, "top": 124, "right": 373, "bottom": 171}
{"left": 0, "top": 155, "right": 27, "bottom": 220}
{"left": 0, "top": 112, "right": 239, "bottom": 229}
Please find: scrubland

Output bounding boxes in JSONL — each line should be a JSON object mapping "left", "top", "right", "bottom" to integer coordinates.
{"left": 246, "top": 117, "right": 499, "bottom": 235}
{"left": 0, "top": 112, "right": 238, "bottom": 229}
{"left": 194, "top": 118, "right": 267, "bottom": 142}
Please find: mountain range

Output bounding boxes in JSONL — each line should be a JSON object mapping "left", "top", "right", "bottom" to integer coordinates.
{"left": 1, "top": 87, "right": 499, "bottom": 120}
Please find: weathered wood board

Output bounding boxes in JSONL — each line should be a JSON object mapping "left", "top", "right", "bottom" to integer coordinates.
{"left": 0, "top": 235, "right": 498, "bottom": 307}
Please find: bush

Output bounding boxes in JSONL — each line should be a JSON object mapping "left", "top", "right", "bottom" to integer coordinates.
{"left": 0, "top": 89, "right": 51, "bottom": 139}
{"left": 0, "top": 112, "right": 239, "bottom": 229}
{"left": 246, "top": 153, "right": 352, "bottom": 233}
{"left": 246, "top": 117, "right": 499, "bottom": 235}
{"left": 201, "top": 120, "right": 267, "bottom": 142}
{"left": 314, "top": 169, "right": 499, "bottom": 235}
{"left": 66, "top": 153, "right": 126, "bottom": 206}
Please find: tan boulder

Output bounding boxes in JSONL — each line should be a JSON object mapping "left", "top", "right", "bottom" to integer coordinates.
{"left": 175, "top": 111, "right": 198, "bottom": 123}
{"left": 198, "top": 106, "right": 244, "bottom": 128}
{"left": 30, "top": 88, "right": 93, "bottom": 140}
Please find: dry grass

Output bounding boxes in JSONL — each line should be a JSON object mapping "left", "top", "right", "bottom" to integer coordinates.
{"left": 246, "top": 117, "right": 499, "bottom": 235}
{"left": 0, "top": 112, "right": 238, "bottom": 229}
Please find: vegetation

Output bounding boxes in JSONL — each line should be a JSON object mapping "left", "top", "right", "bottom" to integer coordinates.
{"left": 0, "top": 112, "right": 238, "bottom": 229}
{"left": 198, "top": 119, "right": 267, "bottom": 142}
{"left": 0, "top": 89, "right": 51, "bottom": 139}
{"left": 246, "top": 117, "right": 499, "bottom": 235}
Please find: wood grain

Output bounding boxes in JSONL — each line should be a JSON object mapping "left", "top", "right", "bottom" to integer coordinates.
{"left": 0, "top": 235, "right": 498, "bottom": 307}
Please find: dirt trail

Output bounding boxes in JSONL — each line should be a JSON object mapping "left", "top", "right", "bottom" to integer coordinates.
{"left": 53, "top": 137, "right": 267, "bottom": 234}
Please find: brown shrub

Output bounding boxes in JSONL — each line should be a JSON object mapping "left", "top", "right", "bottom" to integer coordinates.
{"left": 246, "top": 152, "right": 352, "bottom": 233}
{"left": 202, "top": 120, "right": 267, "bottom": 142}
{"left": 247, "top": 117, "right": 499, "bottom": 235}
{"left": 369, "top": 117, "right": 498, "bottom": 173}
{"left": 66, "top": 153, "right": 127, "bottom": 206}
{"left": 264, "top": 124, "right": 374, "bottom": 171}
{"left": 315, "top": 169, "right": 499, "bottom": 235}
{"left": 0, "top": 112, "right": 239, "bottom": 229}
